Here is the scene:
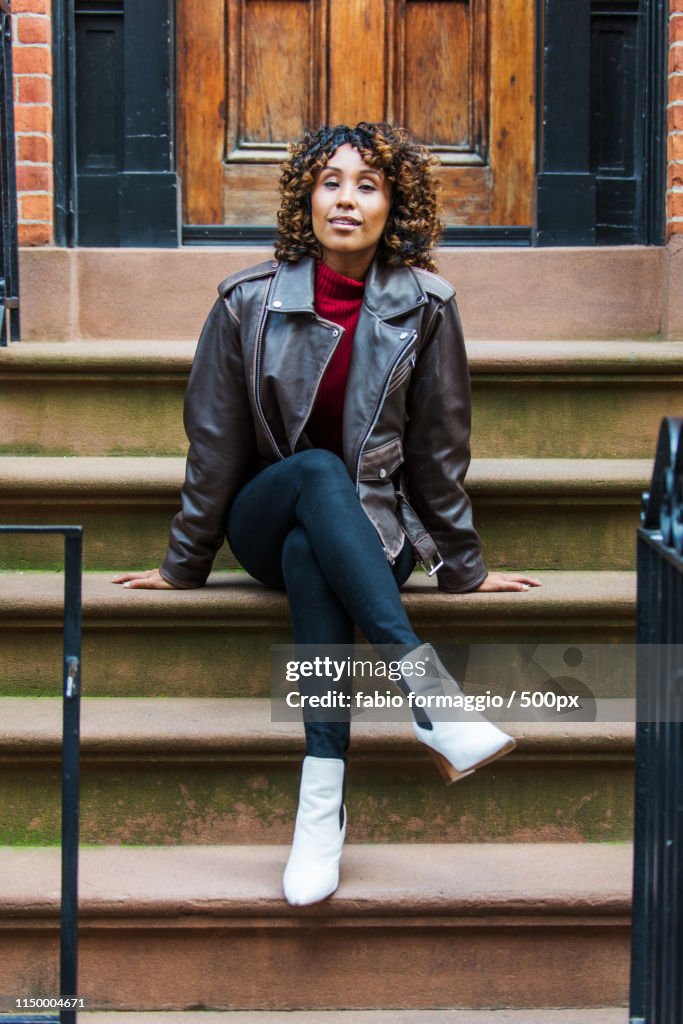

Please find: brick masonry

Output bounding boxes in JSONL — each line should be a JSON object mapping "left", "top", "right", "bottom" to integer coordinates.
{"left": 11, "top": 0, "right": 53, "bottom": 246}
{"left": 7, "top": 5, "right": 683, "bottom": 244}
{"left": 670, "top": 1, "right": 683, "bottom": 235}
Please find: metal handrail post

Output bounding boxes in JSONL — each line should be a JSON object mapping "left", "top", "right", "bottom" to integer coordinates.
{"left": 0, "top": 525, "right": 82, "bottom": 1024}
{"left": 60, "top": 529, "right": 82, "bottom": 1024}
{"left": 0, "top": 0, "right": 20, "bottom": 344}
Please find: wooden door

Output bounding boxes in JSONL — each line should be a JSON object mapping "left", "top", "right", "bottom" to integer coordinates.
{"left": 177, "top": 0, "right": 535, "bottom": 228}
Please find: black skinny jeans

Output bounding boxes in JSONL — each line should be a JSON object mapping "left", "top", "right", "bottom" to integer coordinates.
{"left": 227, "top": 449, "right": 421, "bottom": 760}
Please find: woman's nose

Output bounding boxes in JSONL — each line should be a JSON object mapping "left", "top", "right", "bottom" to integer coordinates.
{"left": 335, "top": 184, "right": 355, "bottom": 207}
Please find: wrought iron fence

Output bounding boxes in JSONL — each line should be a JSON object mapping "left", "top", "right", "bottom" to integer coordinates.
{"left": 0, "top": 526, "right": 82, "bottom": 1024}
{"left": 630, "top": 416, "right": 683, "bottom": 1024}
{"left": 0, "top": 0, "right": 19, "bottom": 345}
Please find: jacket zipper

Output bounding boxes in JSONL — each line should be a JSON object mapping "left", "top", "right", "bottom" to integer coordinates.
{"left": 354, "top": 330, "right": 417, "bottom": 493}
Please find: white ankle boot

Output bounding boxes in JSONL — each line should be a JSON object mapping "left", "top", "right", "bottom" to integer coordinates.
{"left": 400, "top": 643, "right": 516, "bottom": 784}
{"left": 283, "top": 756, "right": 346, "bottom": 906}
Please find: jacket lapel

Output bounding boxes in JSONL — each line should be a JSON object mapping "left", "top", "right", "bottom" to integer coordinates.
{"left": 258, "top": 256, "right": 426, "bottom": 463}
{"left": 259, "top": 259, "right": 337, "bottom": 453}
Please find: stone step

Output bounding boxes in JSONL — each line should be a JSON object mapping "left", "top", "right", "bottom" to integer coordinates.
{"left": 0, "top": 842, "right": 632, "bottom": 1010}
{"left": 0, "top": 341, "right": 192, "bottom": 458}
{"left": 471, "top": 340, "right": 683, "bottom": 458}
{"left": 0, "top": 570, "right": 635, "bottom": 696}
{"left": 19, "top": 244, "right": 673, "bottom": 341}
{"left": 0, "top": 456, "right": 649, "bottom": 571}
{"left": 72, "top": 1012, "right": 628, "bottom": 1024}
{"left": 2, "top": 339, "right": 681, "bottom": 458}
{"left": 0, "top": 697, "right": 634, "bottom": 846}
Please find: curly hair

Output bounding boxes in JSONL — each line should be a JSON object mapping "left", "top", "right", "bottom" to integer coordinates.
{"left": 275, "top": 122, "right": 443, "bottom": 272}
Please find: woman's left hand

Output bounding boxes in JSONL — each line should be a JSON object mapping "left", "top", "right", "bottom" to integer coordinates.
{"left": 472, "top": 572, "right": 542, "bottom": 593}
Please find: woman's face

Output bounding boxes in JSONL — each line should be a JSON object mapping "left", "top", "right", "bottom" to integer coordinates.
{"left": 310, "top": 143, "right": 392, "bottom": 278}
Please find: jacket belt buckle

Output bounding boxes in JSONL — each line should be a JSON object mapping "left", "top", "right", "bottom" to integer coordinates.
{"left": 421, "top": 555, "right": 444, "bottom": 577}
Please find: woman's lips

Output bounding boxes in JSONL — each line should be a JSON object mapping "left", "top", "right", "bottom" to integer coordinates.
{"left": 329, "top": 218, "right": 360, "bottom": 227}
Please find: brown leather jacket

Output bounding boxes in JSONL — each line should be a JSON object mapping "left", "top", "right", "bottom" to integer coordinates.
{"left": 159, "top": 255, "right": 487, "bottom": 592}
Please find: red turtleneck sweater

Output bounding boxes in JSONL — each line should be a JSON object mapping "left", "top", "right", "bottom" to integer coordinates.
{"left": 305, "top": 261, "right": 365, "bottom": 457}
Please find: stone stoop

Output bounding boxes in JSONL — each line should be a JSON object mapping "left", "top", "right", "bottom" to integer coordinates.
{"left": 71, "top": 1013, "right": 628, "bottom": 1024}
{"left": 0, "top": 697, "right": 635, "bottom": 846}
{"left": 1, "top": 243, "right": 678, "bottom": 1014}
{"left": 0, "top": 845, "right": 631, "bottom": 1011}
{"left": 15, "top": 246, "right": 672, "bottom": 342}
{"left": 0, "top": 568, "right": 638, "bottom": 1009}
{"left": 2, "top": 340, "right": 682, "bottom": 459}
{"left": 0, "top": 455, "right": 653, "bottom": 571}
{"left": 0, "top": 570, "right": 636, "bottom": 698}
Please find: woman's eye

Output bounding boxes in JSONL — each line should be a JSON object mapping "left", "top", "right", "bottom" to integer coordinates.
{"left": 359, "top": 184, "right": 376, "bottom": 193}
{"left": 323, "top": 180, "right": 339, "bottom": 189}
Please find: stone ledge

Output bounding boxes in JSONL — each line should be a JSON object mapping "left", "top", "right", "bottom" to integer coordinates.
{"left": 0, "top": 455, "right": 652, "bottom": 496}
{"left": 18, "top": 245, "right": 665, "bottom": 341}
{"left": 3, "top": 339, "right": 683, "bottom": 372}
{"left": 73, "top": 1011, "right": 628, "bottom": 1024}
{"left": 0, "top": 697, "right": 635, "bottom": 756}
{"left": 0, "top": 842, "right": 632, "bottom": 919}
{"left": 0, "top": 842, "right": 632, "bottom": 1007}
{"left": 0, "top": 570, "right": 636, "bottom": 623}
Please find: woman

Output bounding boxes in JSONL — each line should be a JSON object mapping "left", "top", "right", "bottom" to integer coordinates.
{"left": 113, "top": 122, "right": 540, "bottom": 906}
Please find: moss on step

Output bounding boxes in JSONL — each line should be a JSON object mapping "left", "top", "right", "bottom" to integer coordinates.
{"left": 0, "top": 754, "right": 633, "bottom": 846}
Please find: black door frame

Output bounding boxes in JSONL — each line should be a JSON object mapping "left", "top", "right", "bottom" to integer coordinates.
{"left": 535, "top": 0, "right": 668, "bottom": 245}
{"left": 52, "top": 0, "right": 179, "bottom": 247}
{"left": 51, "top": 0, "right": 667, "bottom": 248}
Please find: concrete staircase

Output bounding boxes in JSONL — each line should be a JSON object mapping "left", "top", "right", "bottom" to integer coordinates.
{"left": 1, "top": 243, "right": 682, "bottom": 1020}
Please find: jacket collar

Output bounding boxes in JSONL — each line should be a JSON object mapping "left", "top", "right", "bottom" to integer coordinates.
{"left": 268, "top": 255, "right": 428, "bottom": 320}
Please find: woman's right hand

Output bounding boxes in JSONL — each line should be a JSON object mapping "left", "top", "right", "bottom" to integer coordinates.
{"left": 111, "top": 569, "right": 178, "bottom": 590}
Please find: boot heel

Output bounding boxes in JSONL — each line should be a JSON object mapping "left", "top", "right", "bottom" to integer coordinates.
{"left": 428, "top": 748, "right": 475, "bottom": 786}
{"left": 427, "top": 737, "right": 517, "bottom": 785}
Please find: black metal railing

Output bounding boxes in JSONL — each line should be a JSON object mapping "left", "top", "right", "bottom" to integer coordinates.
{"left": 0, "top": 526, "right": 82, "bottom": 1024}
{"left": 630, "top": 417, "right": 683, "bottom": 1024}
{"left": 0, "top": 0, "right": 20, "bottom": 344}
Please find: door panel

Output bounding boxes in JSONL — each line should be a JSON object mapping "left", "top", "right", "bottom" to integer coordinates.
{"left": 178, "top": 0, "right": 535, "bottom": 228}
{"left": 228, "top": 0, "right": 322, "bottom": 152}
{"left": 328, "top": 0, "right": 390, "bottom": 124}
{"left": 402, "top": 1, "right": 482, "bottom": 151}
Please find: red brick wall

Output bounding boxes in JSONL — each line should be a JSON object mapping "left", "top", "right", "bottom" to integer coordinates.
{"left": 12, "top": 0, "right": 53, "bottom": 246}
{"left": 670, "top": 0, "right": 683, "bottom": 235}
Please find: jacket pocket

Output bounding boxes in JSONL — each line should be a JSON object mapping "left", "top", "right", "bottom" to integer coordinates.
{"left": 359, "top": 436, "right": 404, "bottom": 482}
